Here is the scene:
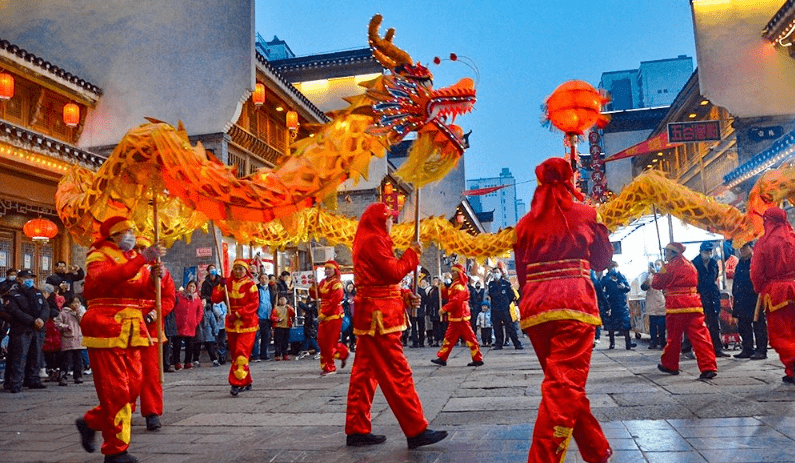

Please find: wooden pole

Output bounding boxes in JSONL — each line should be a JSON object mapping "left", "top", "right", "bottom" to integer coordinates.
{"left": 209, "top": 223, "right": 232, "bottom": 314}
{"left": 652, "top": 206, "right": 664, "bottom": 260}
{"left": 413, "top": 188, "right": 422, "bottom": 294}
{"left": 153, "top": 196, "right": 164, "bottom": 384}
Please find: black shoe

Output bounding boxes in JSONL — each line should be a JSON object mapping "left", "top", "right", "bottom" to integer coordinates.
{"left": 750, "top": 353, "right": 767, "bottom": 360}
{"left": 715, "top": 351, "right": 730, "bottom": 358}
{"left": 9, "top": 387, "right": 21, "bottom": 393}
{"left": 699, "top": 370, "right": 717, "bottom": 380}
{"left": 467, "top": 361, "right": 484, "bottom": 367}
{"left": 26, "top": 382, "right": 46, "bottom": 389}
{"left": 59, "top": 377, "right": 68, "bottom": 386}
{"left": 515, "top": 345, "right": 524, "bottom": 350}
{"left": 407, "top": 429, "right": 448, "bottom": 449}
{"left": 75, "top": 418, "right": 96, "bottom": 453}
{"left": 347, "top": 433, "right": 387, "bottom": 447}
{"left": 74, "top": 379, "right": 84, "bottom": 384}
{"left": 657, "top": 363, "right": 679, "bottom": 375}
{"left": 431, "top": 358, "right": 447, "bottom": 366}
{"left": 409, "top": 344, "right": 418, "bottom": 348}
{"left": 103, "top": 451, "right": 139, "bottom": 463}
{"left": 734, "top": 351, "right": 753, "bottom": 359}
{"left": 492, "top": 346, "right": 503, "bottom": 350}
{"left": 648, "top": 344, "right": 657, "bottom": 350}
{"left": 243, "top": 384, "right": 252, "bottom": 391}
{"left": 626, "top": 343, "right": 637, "bottom": 350}
{"left": 783, "top": 375, "right": 795, "bottom": 384}
{"left": 608, "top": 344, "right": 615, "bottom": 350}
{"left": 230, "top": 386, "right": 241, "bottom": 396}
{"left": 145, "top": 414, "right": 161, "bottom": 431}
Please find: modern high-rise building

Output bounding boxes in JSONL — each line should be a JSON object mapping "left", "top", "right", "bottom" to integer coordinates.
{"left": 467, "top": 168, "right": 520, "bottom": 230}
{"left": 600, "top": 55, "right": 693, "bottom": 111}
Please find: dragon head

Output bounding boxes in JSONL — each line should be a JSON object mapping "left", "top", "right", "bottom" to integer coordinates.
{"left": 367, "top": 15, "right": 476, "bottom": 158}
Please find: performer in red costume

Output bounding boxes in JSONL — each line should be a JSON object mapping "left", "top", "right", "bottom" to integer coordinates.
{"left": 212, "top": 259, "right": 259, "bottom": 396}
{"left": 74, "top": 217, "right": 166, "bottom": 463}
{"left": 317, "top": 260, "right": 349, "bottom": 376}
{"left": 513, "top": 158, "right": 613, "bottom": 463}
{"left": 133, "top": 237, "right": 176, "bottom": 432}
{"left": 431, "top": 263, "right": 483, "bottom": 367}
{"left": 751, "top": 207, "right": 795, "bottom": 384}
{"left": 345, "top": 202, "right": 447, "bottom": 449}
{"left": 653, "top": 242, "right": 718, "bottom": 379}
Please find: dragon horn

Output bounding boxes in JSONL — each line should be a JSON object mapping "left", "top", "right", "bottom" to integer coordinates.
{"left": 368, "top": 14, "right": 412, "bottom": 70}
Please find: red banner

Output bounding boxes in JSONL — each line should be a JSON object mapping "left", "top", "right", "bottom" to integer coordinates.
{"left": 462, "top": 184, "right": 509, "bottom": 196}
{"left": 604, "top": 132, "right": 674, "bottom": 163}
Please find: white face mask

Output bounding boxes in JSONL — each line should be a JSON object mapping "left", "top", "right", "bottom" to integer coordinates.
{"left": 117, "top": 233, "right": 136, "bottom": 252}
{"left": 444, "top": 278, "right": 452, "bottom": 285}
{"left": 7, "top": 275, "right": 16, "bottom": 281}
{"left": 494, "top": 271, "right": 502, "bottom": 279}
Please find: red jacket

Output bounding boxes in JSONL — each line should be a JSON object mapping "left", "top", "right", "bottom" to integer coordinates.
{"left": 441, "top": 281, "right": 471, "bottom": 321}
{"left": 318, "top": 276, "right": 344, "bottom": 321}
{"left": 81, "top": 240, "right": 160, "bottom": 348}
{"left": 514, "top": 202, "right": 612, "bottom": 329}
{"left": 751, "top": 210, "right": 795, "bottom": 313}
{"left": 352, "top": 203, "right": 419, "bottom": 336}
{"left": 652, "top": 255, "right": 703, "bottom": 315}
{"left": 174, "top": 291, "right": 203, "bottom": 336}
{"left": 212, "top": 277, "right": 258, "bottom": 333}
{"left": 271, "top": 304, "right": 295, "bottom": 328}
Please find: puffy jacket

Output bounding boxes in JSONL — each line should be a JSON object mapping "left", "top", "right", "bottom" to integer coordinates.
{"left": 174, "top": 292, "right": 203, "bottom": 337}
{"left": 5, "top": 286, "right": 49, "bottom": 334}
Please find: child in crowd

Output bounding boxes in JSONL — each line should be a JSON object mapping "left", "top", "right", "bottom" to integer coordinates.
{"left": 271, "top": 296, "right": 295, "bottom": 360}
{"left": 193, "top": 300, "right": 220, "bottom": 366}
{"left": 53, "top": 295, "right": 86, "bottom": 385}
{"left": 477, "top": 300, "right": 493, "bottom": 347}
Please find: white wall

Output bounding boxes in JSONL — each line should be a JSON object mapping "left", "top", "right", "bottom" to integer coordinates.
{"left": 0, "top": 1, "right": 255, "bottom": 146}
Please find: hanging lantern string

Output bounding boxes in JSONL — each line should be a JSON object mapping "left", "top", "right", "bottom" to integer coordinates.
{"left": 433, "top": 53, "right": 480, "bottom": 87}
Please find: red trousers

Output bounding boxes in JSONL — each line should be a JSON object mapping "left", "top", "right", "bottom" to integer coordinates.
{"left": 436, "top": 320, "right": 483, "bottom": 362}
{"left": 525, "top": 320, "right": 610, "bottom": 463}
{"left": 345, "top": 332, "right": 428, "bottom": 438}
{"left": 318, "top": 318, "right": 349, "bottom": 373}
{"left": 227, "top": 331, "right": 256, "bottom": 387}
{"left": 139, "top": 343, "right": 162, "bottom": 417}
{"left": 660, "top": 312, "right": 717, "bottom": 373}
{"left": 768, "top": 305, "right": 795, "bottom": 378}
{"left": 84, "top": 347, "right": 143, "bottom": 455}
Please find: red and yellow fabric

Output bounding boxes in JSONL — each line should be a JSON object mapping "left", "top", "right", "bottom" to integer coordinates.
{"left": 318, "top": 264, "right": 349, "bottom": 373}
{"left": 212, "top": 260, "right": 259, "bottom": 387}
{"left": 270, "top": 304, "right": 295, "bottom": 328}
{"left": 345, "top": 202, "right": 429, "bottom": 439}
{"left": 139, "top": 266, "right": 176, "bottom": 418}
{"left": 751, "top": 207, "right": 795, "bottom": 378}
{"left": 436, "top": 268, "right": 483, "bottom": 363}
{"left": 512, "top": 158, "right": 613, "bottom": 463}
{"left": 653, "top": 251, "right": 717, "bottom": 374}
{"left": 80, "top": 236, "right": 158, "bottom": 456}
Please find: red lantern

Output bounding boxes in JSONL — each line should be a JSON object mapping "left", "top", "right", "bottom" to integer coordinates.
{"left": 286, "top": 110, "right": 299, "bottom": 131}
{"left": 456, "top": 212, "right": 465, "bottom": 224}
{"left": 0, "top": 72, "right": 14, "bottom": 100}
{"left": 545, "top": 80, "right": 610, "bottom": 136}
{"left": 63, "top": 102, "right": 80, "bottom": 127}
{"left": 23, "top": 218, "right": 58, "bottom": 242}
{"left": 383, "top": 183, "right": 394, "bottom": 195}
{"left": 397, "top": 193, "right": 406, "bottom": 207}
{"left": 252, "top": 83, "right": 265, "bottom": 106}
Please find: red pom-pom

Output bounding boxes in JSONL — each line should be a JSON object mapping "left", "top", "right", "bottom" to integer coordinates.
{"left": 449, "top": 53, "right": 457, "bottom": 61}
{"left": 433, "top": 56, "right": 441, "bottom": 65}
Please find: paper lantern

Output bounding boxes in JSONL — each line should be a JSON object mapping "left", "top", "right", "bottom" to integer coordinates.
{"left": 0, "top": 72, "right": 14, "bottom": 100}
{"left": 397, "top": 193, "right": 406, "bottom": 206}
{"left": 545, "top": 80, "right": 610, "bottom": 136}
{"left": 286, "top": 110, "right": 299, "bottom": 131}
{"left": 23, "top": 218, "right": 58, "bottom": 242}
{"left": 63, "top": 102, "right": 80, "bottom": 127}
{"left": 252, "top": 83, "right": 265, "bottom": 106}
{"left": 383, "top": 183, "right": 394, "bottom": 195}
{"left": 456, "top": 212, "right": 465, "bottom": 224}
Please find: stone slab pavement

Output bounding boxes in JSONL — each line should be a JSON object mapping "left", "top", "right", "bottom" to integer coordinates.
{"left": 1, "top": 334, "right": 794, "bottom": 462}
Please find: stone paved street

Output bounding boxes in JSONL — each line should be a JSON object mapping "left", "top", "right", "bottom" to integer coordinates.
{"left": 2, "top": 336, "right": 795, "bottom": 462}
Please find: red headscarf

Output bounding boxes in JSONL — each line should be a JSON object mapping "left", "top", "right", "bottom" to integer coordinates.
{"left": 324, "top": 260, "right": 341, "bottom": 280}
{"left": 665, "top": 242, "right": 686, "bottom": 254}
{"left": 353, "top": 202, "right": 392, "bottom": 263}
{"left": 529, "top": 157, "right": 583, "bottom": 226}
{"left": 761, "top": 207, "right": 795, "bottom": 248}
{"left": 451, "top": 263, "right": 468, "bottom": 285}
{"left": 232, "top": 258, "right": 253, "bottom": 279}
{"left": 92, "top": 216, "right": 134, "bottom": 248}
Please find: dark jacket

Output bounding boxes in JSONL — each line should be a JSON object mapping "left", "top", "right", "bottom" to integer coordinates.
{"left": 427, "top": 286, "right": 442, "bottom": 321}
{"left": 46, "top": 268, "right": 85, "bottom": 299}
{"left": 692, "top": 256, "right": 720, "bottom": 296}
{"left": 601, "top": 271, "right": 631, "bottom": 331}
{"left": 732, "top": 256, "right": 758, "bottom": 318}
{"left": 5, "top": 286, "right": 50, "bottom": 334}
{"left": 468, "top": 284, "right": 484, "bottom": 313}
{"left": 299, "top": 299, "right": 318, "bottom": 339}
{"left": 488, "top": 278, "right": 516, "bottom": 312}
{"left": 201, "top": 274, "right": 221, "bottom": 305}
{"left": 276, "top": 279, "right": 294, "bottom": 306}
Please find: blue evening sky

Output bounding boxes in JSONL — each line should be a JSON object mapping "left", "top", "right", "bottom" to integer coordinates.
{"left": 257, "top": 1, "right": 696, "bottom": 205}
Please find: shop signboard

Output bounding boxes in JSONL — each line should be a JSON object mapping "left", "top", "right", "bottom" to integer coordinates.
{"left": 667, "top": 120, "right": 721, "bottom": 143}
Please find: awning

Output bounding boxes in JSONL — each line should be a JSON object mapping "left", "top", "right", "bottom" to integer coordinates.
{"left": 604, "top": 132, "right": 675, "bottom": 163}
{"left": 723, "top": 127, "right": 795, "bottom": 188}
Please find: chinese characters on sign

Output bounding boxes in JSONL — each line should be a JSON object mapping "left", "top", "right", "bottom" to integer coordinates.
{"left": 667, "top": 121, "right": 721, "bottom": 143}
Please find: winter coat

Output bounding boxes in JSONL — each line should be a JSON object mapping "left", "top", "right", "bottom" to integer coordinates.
{"left": 641, "top": 273, "right": 666, "bottom": 316}
{"left": 476, "top": 310, "right": 492, "bottom": 329}
{"left": 195, "top": 305, "right": 219, "bottom": 343}
{"left": 257, "top": 284, "right": 273, "bottom": 320}
{"left": 164, "top": 310, "right": 177, "bottom": 337}
{"left": 53, "top": 305, "right": 86, "bottom": 351}
{"left": 427, "top": 286, "right": 442, "bottom": 321}
{"left": 174, "top": 291, "right": 203, "bottom": 337}
{"left": 5, "top": 286, "right": 49, "bottom": 334}
{"left": 732, "top": 256, "right": 758, "bottom": 319}
{"left": 487, "top": 278, "right": 517, "bottom": 313}
{"left": 299, "top": 300, "right": 318, "bottom": 339}
{"left": 43, "top": 317, "right": 62, "bottom": 352}
{"left": 201, "top": 274, "right": 222, "bottom": 305}
{"left": 601, "top": 272, "right": 631, "bottom": 331}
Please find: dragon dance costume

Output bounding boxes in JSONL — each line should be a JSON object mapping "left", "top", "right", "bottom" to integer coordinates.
{"left": 435, "top": 264, "right": 482, "bottom": 364}
{"left": 317, "top": 260, "right": 349, "bottom": 374}
{"left": 212, "top": 259, "right": 259, "bottom": 390}
{"left": 345, "top": 202, "right": 429, "bottom": 440}
{"left": 513, "top": 158, "right": 613, "bottom": 463}
{"left": 751, "top": 207, "right": 795, "bottom": 382}
{"left": 79, "top": 217, "right": 169, "bottom": 457}
{"left": 653, "top": 243, "right": 717, "bottom": 376}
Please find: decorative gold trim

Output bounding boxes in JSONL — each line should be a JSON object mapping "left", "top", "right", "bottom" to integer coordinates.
{"left": 520, "top": 309, "right": 601, "bottom": 330}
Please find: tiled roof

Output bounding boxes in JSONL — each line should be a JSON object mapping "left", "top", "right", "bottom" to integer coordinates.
{"left": 0, "top": 120, "right": 105, "bottom": 168}
{"left": 254, "top": 51, "right": 329, "bottom": 123}
{"left": 0, "top": 39, "right": 103, "bottom": 97}
{"left": 270, "top": 48, "right": 377, "bottom": 72}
